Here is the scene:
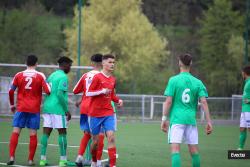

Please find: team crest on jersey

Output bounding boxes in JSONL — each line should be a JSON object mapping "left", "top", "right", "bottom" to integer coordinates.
{"left": 63, "top": 82, "right": 67, "bottom": 87}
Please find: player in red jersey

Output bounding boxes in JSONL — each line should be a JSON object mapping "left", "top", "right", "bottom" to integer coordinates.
{"left": 86, "top": 54, "right": 123, "bottom": 167}
{"left": 73, "top": 53, "right": 103, "bottom": 167}
{"left": 7, "top": 55, "right": 50, "bottom": 166}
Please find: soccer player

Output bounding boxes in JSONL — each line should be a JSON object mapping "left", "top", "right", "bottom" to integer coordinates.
{"left": 39, "top": 56, "right": 73, "bottom": 166}
{"left": 238, "top": 66, "right": 250, "bottom": 150}
{"left": 73, "top": 53, "right": 103, "bottom": 167}
{"left": 161, "top": 53, "right": 212, "bottom": 167}
{"left": 87, "top": 54, "right": 123, "bottom": 167}
{"left": 7, "top": 55, "right": 50, "bottom": 166}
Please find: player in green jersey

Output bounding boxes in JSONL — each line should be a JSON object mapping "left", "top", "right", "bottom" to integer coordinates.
{"left": 161, "top": 54, "right": 212, "bottom": 167}
{"left": 39, "top": 56, "right": 73, "bottom": 166}
{"left": 238, "top": 66, "right": 250, "bottom": 150}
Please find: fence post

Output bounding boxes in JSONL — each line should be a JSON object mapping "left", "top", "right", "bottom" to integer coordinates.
{"left": 142, "top": 95, "right": 145, "bottom": 123}
{"left": 231, "top": 96, "right": 234, "bottom": 121}
{"left": 150, "top": 96, "right": 154, "bottom": 119}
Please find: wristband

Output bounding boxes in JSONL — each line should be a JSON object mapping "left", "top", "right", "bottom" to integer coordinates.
{"left": 10, "top": 105, "right": 15, "bottom": 108}
{"left": 162, "top": 115, "right": 167, "bottom": 121}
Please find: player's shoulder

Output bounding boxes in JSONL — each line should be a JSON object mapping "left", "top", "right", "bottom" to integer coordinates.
{"left": 53, "top": 70, "right": 67, "bottom": 78}
{"left": 87, "top": 70, "right": 100, "bottom": 77}
{"left": 34, "top": 70, "right": 46, "bottom": 80}
{"left": 14, "top": 71, "right": 24, "bottom": 78}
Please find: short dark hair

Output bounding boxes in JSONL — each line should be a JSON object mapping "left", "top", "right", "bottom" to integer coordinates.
{"left": 102, "top": 54, "right": 115, "bottom": 60}
{"left": 179, "top": 53, "right": 192, "bottom": 66}
{"left": 242, "top": 66, "right": 250, "bottom": 75}
{"left": 26, "top": 54, "right": 38, "bottom": 66}
{"left": 57, "top": 56, "right": 73, "bottom": 66}
{"left": 91, "top": 53, "right": 103, "bottom": 62}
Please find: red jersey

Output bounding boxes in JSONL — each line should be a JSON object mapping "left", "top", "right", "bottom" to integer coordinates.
{"left": 9, "top": 69, "right": 50, "bottom": 113}
{"left": 87, "top": 72, "right": 120, "bottom": 117}
{"left": 73, "top": 70, "right": 100, "bottom": 114}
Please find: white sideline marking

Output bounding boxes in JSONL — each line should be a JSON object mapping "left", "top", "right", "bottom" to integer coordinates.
{"left": 0, "top": 142, "right": 119, "bottom": 163}
{"left": 0, "top": 162, "right": 58, "bottom": 167}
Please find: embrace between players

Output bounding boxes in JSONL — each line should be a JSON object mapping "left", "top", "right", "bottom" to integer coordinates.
{"left": 7, "top": 54, "right": 123, "bottom": 167}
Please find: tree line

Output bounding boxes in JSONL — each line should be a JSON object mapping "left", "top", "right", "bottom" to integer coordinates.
{"left": 0, "top": 0, "right": 247, "bottom": 96}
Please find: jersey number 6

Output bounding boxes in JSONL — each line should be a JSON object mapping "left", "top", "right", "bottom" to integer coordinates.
{"left": 182, "top": 88, "right": 190, "bottom": 103}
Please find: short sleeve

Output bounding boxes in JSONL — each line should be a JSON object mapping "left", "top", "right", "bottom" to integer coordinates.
{"left": 58, "top": 76, "right": 68, "bottom": 91}
{"left": 12, "top": 73, "right": 20, "bottom": 87}
{"left": 243, "top": 82, "right": 250, "bottom": 99}
{"left": 164, "top": 78, "right": 175, "bottom": 96}
{"left": 198, "top": 81, "right": 208, "bottom": 98}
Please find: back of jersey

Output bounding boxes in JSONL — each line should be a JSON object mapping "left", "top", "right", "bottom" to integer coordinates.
{"left": 164, "top": 72, "right": 208, "bottom": 125}
{"left": 73, "top": 70, "right": 100, "bottom": 114}
{"left": 13, "top": 69, "right": 46, "bottom": 113}
{"left": 43, "top": 70, "right": 68, "bottom": 115}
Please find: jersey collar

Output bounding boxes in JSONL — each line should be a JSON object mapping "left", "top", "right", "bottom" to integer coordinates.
{"left": 180, "top": 72, "right": 190, "bottom": 75}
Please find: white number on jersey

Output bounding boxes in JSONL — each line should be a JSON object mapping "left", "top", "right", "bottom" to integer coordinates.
{"left": 25, "top": 77, "right": 33, "bottom": 89}
{"left": 182, "top": 88, "right": 190, "bottom": 103}
{"left": 85, "top": 76, "right": 93, "bottom": 90}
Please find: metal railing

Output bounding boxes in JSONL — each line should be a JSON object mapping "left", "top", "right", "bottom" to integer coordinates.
{"left": 0, "top": 92, "right": 243, "bottom": 124}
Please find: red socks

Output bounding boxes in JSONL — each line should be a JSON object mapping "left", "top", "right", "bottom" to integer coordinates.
{"left": 9, "top": 132, "right": 19, "bottom": 158}
{"left": 96, "top": 134, "right": 105, "bottom": 160}
{"left": 91, "top": 148, "right": 97, "bottom": 162}
{"left": 28, "top": 135, "right": 37, "bottom": 161}
{"left": 108, "top": 147, "right": 116, "bottom": 167}
{"left": 78, "top": 133, "right": 91, "bottom": 155}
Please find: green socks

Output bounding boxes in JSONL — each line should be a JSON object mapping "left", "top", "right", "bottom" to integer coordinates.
{"left": 58, "top": 134, "right": 67, "bottom": 157}
{"left": 40, "top": 134, "right": 49, "bottom": 157}
{"left": 239, "top": 130, "right": 247, "bottom": 149}
{"left": 172, "top": 153, "right": 181, "bottom": 167}
{"left": 192, "top": 154, "right": 200, "bottom": 167}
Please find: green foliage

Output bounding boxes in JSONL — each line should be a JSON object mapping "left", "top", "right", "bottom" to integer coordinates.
{"left": 0, "top": 1, "right": 67, "bottom": 64}
{"left": 199, "top": 0, "right": 243, "bottom": 96}
{"left": 65, "top": 0, "right": 170, "bottom": 94}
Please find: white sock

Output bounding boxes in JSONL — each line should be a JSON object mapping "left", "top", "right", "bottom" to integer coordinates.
{"left": 60, "top": 156, "right": 67, "bottom": 161}
{"left": 10, "top": 157, "right": 14, "bottom": 161}
{"left": 41, "top": 155, "right": 46, "bottom": 160}
{"left": 75, "top": 155, "right": 83, "bottom": 162}
{"left": 97, "top": 160, "right": 102, "bottom": 166}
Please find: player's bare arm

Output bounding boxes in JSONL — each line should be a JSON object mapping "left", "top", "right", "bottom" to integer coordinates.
{"left": 200, "top": 97, "right": 212, "bottom": 135}
{"left": 161, "top": 96, "right": 172, "bottom": 133}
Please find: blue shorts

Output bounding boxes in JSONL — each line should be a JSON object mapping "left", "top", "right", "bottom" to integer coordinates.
{"left": 80, "top": 114, "right": 90, "bottom": 132}
{"left": 12, "top": 111, "right": 40, "bottom": 130}
{"left": 89, "top": 115, "right": 115, "bottom": 135}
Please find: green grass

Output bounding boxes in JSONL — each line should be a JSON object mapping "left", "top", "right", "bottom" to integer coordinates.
{"left": 0, "top": 119, "right": 250, "bottom": 167}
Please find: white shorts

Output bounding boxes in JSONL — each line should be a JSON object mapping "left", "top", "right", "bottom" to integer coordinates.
{"left": 240, "top": 112, "right": 250, "bottom": 128}
{"left": 168, "top": 124, "right": 198, "bottom": 145}
{"left": 42, "top": 114, "right": 68, "bottom": 129}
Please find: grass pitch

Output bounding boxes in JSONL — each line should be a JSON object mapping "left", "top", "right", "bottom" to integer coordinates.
{"left": 0, "top": 118, "right": 250, "bottom": 167}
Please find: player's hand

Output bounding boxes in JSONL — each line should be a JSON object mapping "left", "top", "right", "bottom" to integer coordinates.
{"left": 206, "top": 121, "right": 213, "bottom": 135}
{"left": 117, "top": 99, "right": 123, "bottom": 108}
{"left": 102, "top": 88, "right": 111, "bottom": 95}
{"left": 161, "top": 120, "right": 169, "bottom": 133}
{"left": 75, "top": 100, "right": 81, "bottom": 108}
{"left": 66, "top": 112, "right": 71, "bottom": 121}
{"left": 10, "top": 105, "right": 16, "bottom": 113}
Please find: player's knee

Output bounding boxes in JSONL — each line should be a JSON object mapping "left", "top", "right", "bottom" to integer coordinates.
{"left": 13, "top": 127, "right": 21, "bottom": 134}
{"left": 240, "top": 127, "right": 246, "bottom": 131}
{"left": 107, "top": 135, "right": 115, "bottom": 144}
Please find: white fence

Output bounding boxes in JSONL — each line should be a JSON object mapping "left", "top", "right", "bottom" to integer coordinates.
{"left": 0, "top": 91, "right": 243, "bottom": 123}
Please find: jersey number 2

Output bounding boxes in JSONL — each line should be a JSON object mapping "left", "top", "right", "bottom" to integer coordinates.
{"left": 182, "top": 88, "right": 190, "bottom": 103}
{"left": 25, "top": 77, "right": 32, "bottom": 89}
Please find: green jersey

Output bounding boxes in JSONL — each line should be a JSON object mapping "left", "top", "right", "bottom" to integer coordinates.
{"left": 43, "top": 70, "right": 69, "bottom": 115}
{"left": 242, "top": 78, "right": 250, "bottom": 112}
{"left": 164, "top": 72, "right": 208, "bottom": 125}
